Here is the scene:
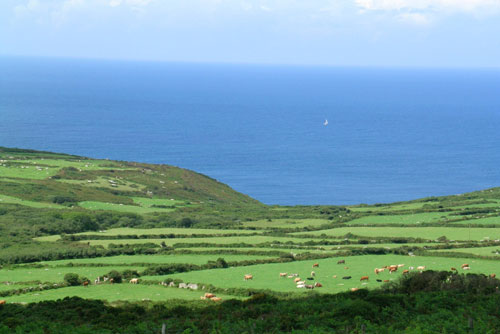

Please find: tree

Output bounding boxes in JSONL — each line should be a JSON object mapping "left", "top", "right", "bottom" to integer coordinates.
{"left": 107, "top": 270, "right": 122, "bottom": 283}
{"left": 64, "top": 273, "right": 80, "bottom": 286}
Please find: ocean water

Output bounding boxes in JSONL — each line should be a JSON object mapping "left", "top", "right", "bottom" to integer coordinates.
{"left": 1, "top": 57, "right": 499, "bottom": 205}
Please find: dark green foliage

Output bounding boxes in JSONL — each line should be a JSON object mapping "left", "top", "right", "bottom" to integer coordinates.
{"left": 63, "top": 273, "right": 81, "bottom": 286}
{"left": 106, "top": 270, "right": 122, "bottom": 283}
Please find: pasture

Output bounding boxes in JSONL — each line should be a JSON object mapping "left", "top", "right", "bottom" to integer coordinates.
{"left": 3, "top": 284, "right": 242, "bottom": 304}
{"left": 78, "top": 201, "right": 176, "bottom": 214}
{"left": 344, "top": 212, "right": 450, "bottom": 225}
{"left": 0, "top": 194, "right": 64, "bottom": 209}
{"left": 241, "top": 218, "right": 331, "bottom": 229}
{"left": 143, "top": 255, "right": 500, "bottom": 294}
{"left": 31, "top": 254, "right": 277, "bottom": 266}
{"left": 75, "top": 227, "right": 259, "bottom": 236}
{"left": 292, "top": 226, "right": 500, "bottom": 241}
{"left": 434, "top": 246, "right": 500, "bottom": 257}
{"left": 0, "top": 266, "right": 146, "bottom": 283}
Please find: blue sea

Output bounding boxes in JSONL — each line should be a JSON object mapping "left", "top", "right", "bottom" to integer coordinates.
{"left": 1, "top": 57, "right": 499, "bottom": 205}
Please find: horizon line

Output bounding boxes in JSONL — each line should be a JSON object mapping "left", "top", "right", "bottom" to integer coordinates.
{"left": 1, "top": 54, "right": 500, "bottom": 71}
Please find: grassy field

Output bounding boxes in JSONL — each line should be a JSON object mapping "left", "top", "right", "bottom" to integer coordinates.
{"left": 3, "top": 284, "right": 242, "bottom": 303}
{"left": 293, "top": 226, "right": 500, "bottom": 241}
{"left": 434, "top": 246, "right": 500, "bottom": 256}
{"left": 79, "top": 236, "right": 315, "bottom": 248}
{"left": 447, "top": 216, "right": 500, "bottom": 225}
{"left": 344, "top": 212, "right": 451, "bottom": 225}
{"left": 32, "top": 254, "right": 276, "bottom": 266}
{"left": 241, "top": 218, "right": 331, "bottom": 229}
{"left": 0, "top": 284, "right": 36, "bottom": 292}
{"left": 76, "top": 227, "right": 259, "bottom": 236}
{"left": 143, "top": 255, "right": 500, "bottom": 294}
{"left": 0, "top": 266, "right": 147, "bottom": 283}
{"left": 78, "top": 201, "right": 176, "bottom": 213}
{"left": 0, "top": 165, "right": 58, "bottom": 179}
{"left": 0, "top": 194, "right": 65, "bottom": 209}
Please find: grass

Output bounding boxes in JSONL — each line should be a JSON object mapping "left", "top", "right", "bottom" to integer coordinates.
{"left": 75, "top": 227, "right": 260, "bottom": 236}
{"left": 3, "top": 284, "right": 243, "bottom": 303}
{"left": 0, "top": 194, "right": 65, "bottom": 209}
{"left": 31, "top": 254, "right": 276, "bottom": 266}
{"left": 0, "top": 284, "right": 36, "bottom": 292}
{"left": 347, "top": 202, "right": 427, "bottom": 212}
{"left": 142, "top": 255, "right": 500, "bottom": 294}
{"left": 434, "top": 245, "right": 500, "bottom": 257}
{"left": 78, "top": 201, "right": 176, "bottom": 213}
{"left": 59, "top": 177, "right": 146, "bottom": 192}
{"left": 447, "top": 216, "right": 500, "bottom": 225}
{"left": 0, "top": 266, "right": 147, "bottom": 283}
{"left": 0, "top": 165, "right": 58, "bottom": 180}
{"left": 241, "top": 218, "right": 331, "bottom": 229}
{"left": 344, "top": 212, "right": 451, "bottom": 225}
{"left": 293, "top": 226, "right": 500, "bottom": 241}
{"left": 78, "top": 236, "right": 326, "bottom": 248}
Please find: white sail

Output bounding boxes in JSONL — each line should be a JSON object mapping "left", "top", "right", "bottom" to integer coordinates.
{"left": 324, "top": 119, "right": 328, "bottom": 126}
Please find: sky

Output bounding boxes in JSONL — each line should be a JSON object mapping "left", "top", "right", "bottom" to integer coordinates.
{"left": 1, "top": 0, "right": 500, "bottom": 67}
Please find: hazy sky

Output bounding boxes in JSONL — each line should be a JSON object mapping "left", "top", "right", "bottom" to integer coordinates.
{"left": 1, "top": 0, "right": 500, "bottom": 67}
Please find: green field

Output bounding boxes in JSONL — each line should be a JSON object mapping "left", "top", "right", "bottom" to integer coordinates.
{"left": 434, "top": 245, "right": 500, "bottom": 256}
{"left": 293, "top": 226, "right": 500, "bottom": 241}
{"left": 78, "top": 201, "right": 176, "bottom": 213}
{"left": 0, "top": 266, "right": 146, "bottom": 283}
{"left": 76, "top": 227, "right": 259, "bottom": 236}
{"left": 79, "top": 235, "right": 326, "bottom": 248}
{"left": 3, "top": 284, "right": 241, "bottom": 303}
{"left": 241, "top": 218, "right": 331, "bottom": 229}
{"left": 143, "top": 255, "right": 500, "bottom": 294}
{"left": 0, "top": 194, "right": 65, "bottom": 209}
{"left": 32, "top": 254, "right": 276, "bottom": 266}
{"left": 345, "top": 212, "right": 450, "bottom": 225}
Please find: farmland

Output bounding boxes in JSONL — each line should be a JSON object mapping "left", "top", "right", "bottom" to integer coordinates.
{"left": 2, "top": 147, "right": 500, "bottom": 333}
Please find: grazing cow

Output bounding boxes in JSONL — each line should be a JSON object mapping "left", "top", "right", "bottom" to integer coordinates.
{"left": 389, "top": 265, "right": 398, "bottom": 273}
{"left": 490, "top": 274, "right": 496, "bottom": 279}
{"left": 310, "top": 271, "right": 316, "bottom": 277}
{"left": 294, "top": 278, "right": 302, "bottom": 283}
{"left": 0, "top": 300, "right": 5, "bottom": 305}
{"left": 204, "top": 293, "right": 216, "bottom": 299}
{"left": 244, "top": 275, "right": 253, "bottom": 280}
{"left": 129, "top": 278, "right": 139, "bottom": 284}
{"left": 314, "top": 282, "right": 323, "bottom": 288}
{"left": 296, "top": 284, "right": 306, "bottom": 288}
{"left": 279, "top": 273, "right": 287, "bottom": 277}
{"left": 451, "top": 267, "right": 457, "bottom": 271}
{"left": 344, "top": 266, "right": 349, "bottom": 270}
{"left": 83, "top": 281, "right": 89, "bottom": 287}
{"left": 360, "top": 276, "right": 369, "bottom": 282}
{"left": 342, "top": 276, "right": 352, "bottom": 280}
{"left": 287, "top": 275, "right": 294, "bottom": 278}
{"left": 332, "top": 275, "right": 337, "bottom": 278}
{"left": 305, "top": 284, "right": 314, "bottom": 289}
{"left": 211, "top": 297, "right": 222, "bottom": 302}
{"left": 463, "top": 266, "right": 471, "bottom": 270}
{"left": 383, "top": 280, "right": 390, "bottom": 283}
{"left": 200, "top": 296, "right": 207, "bottom": 300}
{"left": 402, "top": 270, "right": 409, "bottom": 275}
{"left": 296, "top": 281, "right": 305, "bottom": 285}
{"left": 374, "top": 268, "right": 384, "bottom": 275}
{"left": 461, "top": 264, "right": 469, "bottom": 269}
{"left": 307, "top": 277, "right": 314, "bottom": 281}
{"left": 397, "top": 264, "right": 405, "bottom": 268}
{"left": 417, "top": 266, "right": 425, "bottom": 271}
{"left": 337, "top": 260, "right": 345, "bottom": 264}
{"left": 376, "top": 279, "right": 382, "bottom": 282}
{"left": 350, "top": 288, "right": 358, "bottom": 292}
{"left": 312, "top": 263, "right": 319, "bottom": 268}
{"left": 109, "top": 278, "right": 114, "bottom": 284}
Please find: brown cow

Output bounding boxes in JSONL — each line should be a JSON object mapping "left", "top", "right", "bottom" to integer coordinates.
{"left": 109, "top": 278, "right": 114, "bottom": 284}
{"left": 350, "top": 288, "right": 359, "bottom": 292}
{"left": 244, "top": 274, "right": 253, "bottom": 280}
{"left": 490, "top": 274, "right": 496, "bottom": 279}
{"left": 83, "top": 281, "right": 89, "bottom": 287}
{"left": 312, "top": 263, "right": 319, "bottom": 268}
{"left": 389, "top": 265, "right": 398, "bottom": 273}
{"left": 211, "top": 297, "right": 222, "bottom": 302}
{"left": 294, "top": 277, "right": 302, "bottom": 283}
{"left": 279, "top": 273, "right": 287, "bottom": 277}
{"left": 337, "top": 260, "right": 345, "bottom": 264}
{"left": 0, "top": 300, "right": 5, "bottom": 305}
{"left": 314, "top": 282, "right": 323, "bottom": 288}
{"left": 204, "top": 293, "right": 216, "bottom": 299}
{"left": 461, "top": 264, "right": 469, "bottom": 269}
{"left": 402, "top": 270, "right": 409, "bottom": 275}
{"left": 344, "top": 267, "right": 349, "bottom": 270}
{"left": 305, "top": 284, "right": 314, "bottom": 289}
{"left": 451, "top": 267, "right": 457, "bottom": 271}
{"left": 383, "top": 280, "right": 390, "bottom": 283}
{"left": 360, "top": 276, "right": 369, "bottom": 282}
{"left": 374, "top": 268, "right": 384, "bottom": 275}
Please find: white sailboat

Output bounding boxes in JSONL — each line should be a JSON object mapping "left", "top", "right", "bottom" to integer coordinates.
{"left": 323, "top": 119, "right": 328, "bottom": 126}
